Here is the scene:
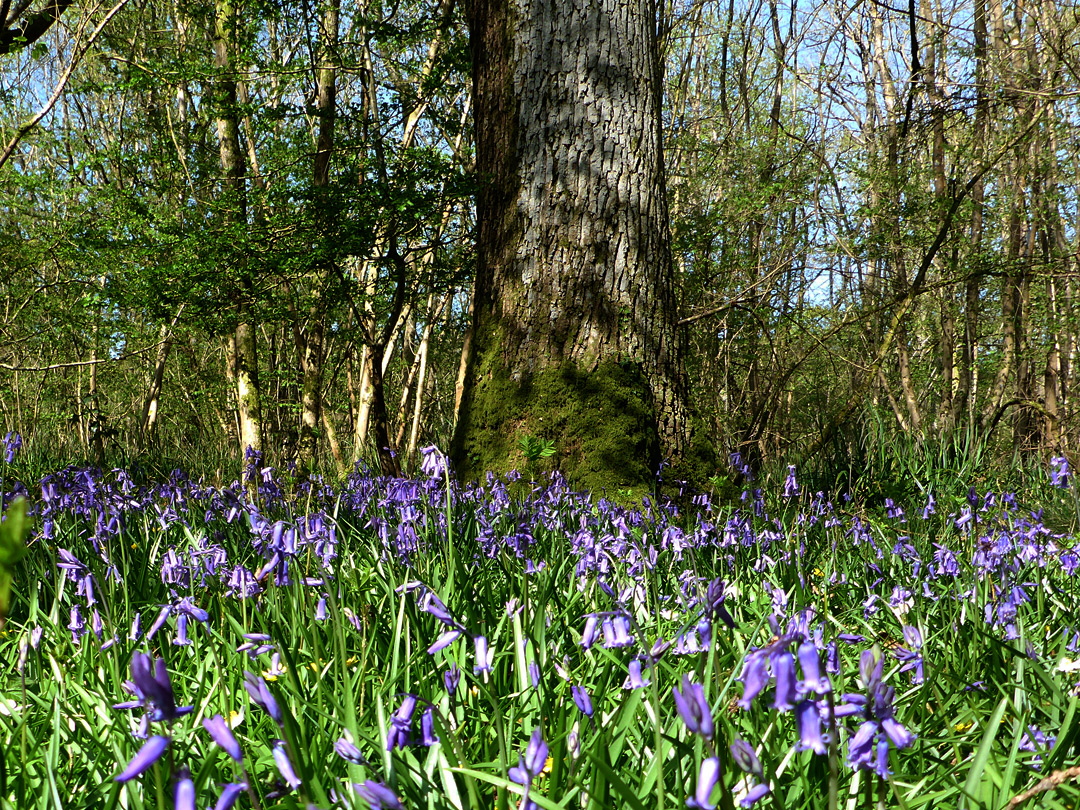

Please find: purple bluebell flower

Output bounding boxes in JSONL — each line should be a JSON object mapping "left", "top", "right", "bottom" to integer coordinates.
{"left": 772, "top": 651, "right": 798, "bottom": 711}
{"left": 894, "top": 626, "right": 924, "bottom": 685}
{"left": 387, "top": 694, "right": 418, "bottom": 750}
{"left": 729, "top": 739, "right": 763, "bottom": 779}
{"left": 509, "top": 728, "right": 549, "bottom": 790}
{"left": 783, "top": 466, "right": 799, "bottom": 498}
{"left": 419, "top": 590, "right": 458, "bottom": 627}
{"left": 243, "top": 671, "right": 283, "bottom": 727}
{"left": 146, "top": 605, "right": 172, "bottom": 640}
{"left": 921, "top": 493, "right": 936, "bottom": 519}
{"left": 420, "top": 445, "right": 448, "bottom": 478}
{"left": 794, "top": 700, "right": 828, "bottom": 754}
{"left": 213, "top": 783, "right": 247, "bottom": 810}
{"left": 474, "top": 635, "right": 493, "bottom": 678}
{"left": 737, "top": 653, "right": 769, "bottom": 710}
{"left": 444, "top": 663, "right": 461, "bottom": 695}
{"left": 428, "top": 629, "right": 462, "bottom": 655}
{"left": 572, "top": 685, "right": 594, "bottom": 719}
{"left": 115, "top": 735, "right": 169, "bottom": 782}
{"left": 118, "top": 652, "right": 193, "bottom": 723}
{"left": 673, "top": 675, "right": 714, "bottom": 740}
{"left": 1051, "top": 456, "right": 1070, "bottom": 488}
{"left": 353, "top": 781, "right": 403, "bottom": 810}
{"left": 797, "top": 640, "right": 831, "bottom": 694}
{"left": 3, "top": 431, "right": 21, "bottom": 463}
{"left": 174, "top": 770, "right": 196, "bottom": 810}
{"left": 420, "top": 707, "right": 439, "bottom": 746}
{"left": 203, "top": 715, "right": 242, "bottom": 762}
{"left": 581, "top": 615, "right": 601, "bottom": 649}
{"left": 740, "top": 784, "right": 771, "bottom": 808}
{"left": 68, "top": 606, "right": 86, "bottom": 644}
{"left": 602, "top": 615, "right": 634, "bottom": 648}
{"left": 272, "top": 740, "right": 301, "bottom": 789}
{"left": 334, "top": 736, "right": 366, "bottom": 764}
{"left": 704, "top": 578, "right": 736, "bottom": 628}
{"left": 686, "top": 756, "right": 721, "bottom": 810}
{"left": 623, "top": 658, "right": 650, "bottom": 690}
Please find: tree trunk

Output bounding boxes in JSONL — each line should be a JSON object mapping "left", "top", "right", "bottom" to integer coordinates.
{"left": 298, "top": 0, "right": 339, "bottom": 468}
{"left": 139, "top": 320, "right": 173, "bottom": 444}
{"left": 454, "top": 0, "right": 709, "bottom": 492}
{"left": 214, "top": 0, "right": 262, "bottom": 458}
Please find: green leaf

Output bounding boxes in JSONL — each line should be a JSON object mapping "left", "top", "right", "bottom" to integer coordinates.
{"left": 961, "top": 696, "right": 1008, "bottom": 810}
{"left": 0, "top": 497, "right": 30, "bottom": 622}
{"left": 0, "top": 497, "right": 29, "bottom": 567}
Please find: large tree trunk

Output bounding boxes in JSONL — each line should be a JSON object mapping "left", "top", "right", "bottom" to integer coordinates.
{"left": 454, "top": 0, "right": 710, "bottom": 492}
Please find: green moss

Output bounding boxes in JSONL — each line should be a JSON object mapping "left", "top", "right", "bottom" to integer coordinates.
{"left": 453, "top": 353, "right": 661, "bottom": 498}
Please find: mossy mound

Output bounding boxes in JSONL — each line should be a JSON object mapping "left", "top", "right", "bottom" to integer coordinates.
{"left": 452, "top": 357, "right": 662, "bottom": 498}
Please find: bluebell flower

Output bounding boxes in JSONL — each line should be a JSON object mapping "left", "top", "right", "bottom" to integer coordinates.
{"left": 795, "top": 699, "right": 828, "bottom": 754}
{"left": 686, "top": 757, "right": 721, "bottom": 810}
{"left": 334, "top": 735, "right": 367, "bottom": 764}
{"left": 387, "top": 694, "right": 418, "bottom": 750}
{"left": 420, "top": 707, "right": 440, "bottom": 746}
{"left": 772, "top": 651, "right": 798, "bottom": 710}
{"left": 353, "top": 781, "right": 403, "bottom": 810}
{"left": 729, "top": 739, "right": 764, "bottom": 780}
{"left": 114, "top": 653, "right": 193, "bottom": 723}
{"left": 213, "top": 782, "right": 247, "bottom": 810}
{"left": 115, "top": 735, "right": 169, "bottom": 782}
{"left": 243, "top": 671, "right": 283, "bottom": 727}
{"left": 737, "top": 652, "right": 769, "bottom": 710}
{"left": 797, "top": 640, "right": 831, "bottom": 694}
{"left": 203, "top": 715, "right": 242, "bottom": 762}
{"left": 783, "top": 466, "right": 799, "bottom": 498}
{"left": 428, "top": 629, "right": 462, "bottom": 655}
{"left": 444, "top": 663, "right": 461, "bottom": 695}
{"left": 474, "top": 635, "right": 494, "bottom": 678}
{"left": 894, "top": 626, "right": 924, "bottom": 685}
{"left": 272, "top": 740, "right": 301, "bottom": 789}
{"left": 673, "top": 675, "right": 714, "bottom": 740}
{"left": 1051, "top": 456, "right": 1070, "bottom": 488}
{"left": 602, "top": 615, "right": 634, "bottom": 648}
{"left": 509, "top": 728, "right": 549, "bottom": 800}
{"left": 3, "top": 431, "right": 21, "bottom": 463}
{"left": 174, "top": 770, "right": 196, "bottom": 810}
{"left": 572, "top": 685, "right": 594, "bottom": 719}
{"left": 623, "top": 658, "right": 651, "bottom": 690}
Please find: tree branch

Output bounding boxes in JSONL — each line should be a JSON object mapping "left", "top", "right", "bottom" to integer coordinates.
{"left": 0, "top": 0, "right": 129, "bottom": 168}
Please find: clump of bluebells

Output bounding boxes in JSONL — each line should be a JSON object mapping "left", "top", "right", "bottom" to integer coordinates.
{"left": 1, "top": 451, "right": 1079, "bottom": 808}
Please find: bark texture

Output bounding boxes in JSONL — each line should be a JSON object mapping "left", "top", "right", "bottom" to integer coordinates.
{"left": 454, "top": 0, "right": 710, "bottom": 491}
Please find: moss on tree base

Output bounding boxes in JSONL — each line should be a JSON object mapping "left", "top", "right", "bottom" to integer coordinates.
{"left": 452, "top": 358, "right": 663, "bottom": 497}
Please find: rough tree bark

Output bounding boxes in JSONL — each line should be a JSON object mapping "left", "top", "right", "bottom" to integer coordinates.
{"left": 453, "top": 0, "right": 712, "bottom": 492}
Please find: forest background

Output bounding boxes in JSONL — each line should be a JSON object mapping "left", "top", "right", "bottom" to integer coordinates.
{"left": 1, "top": 0, "right": 1077, "bottom": 495}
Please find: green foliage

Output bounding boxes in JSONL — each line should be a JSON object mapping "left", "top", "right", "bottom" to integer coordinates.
{"left": 0, "top": 497, "right": 28, "bottom": 628}
{"left": 4, "top": 461, "right": 1080, "bottom": 808}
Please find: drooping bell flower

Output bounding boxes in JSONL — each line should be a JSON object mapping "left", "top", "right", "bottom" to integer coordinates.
{"left": 672, "top": 675, "right": 714, "bottom": 740}
{"left": 115, "top": 735, "right": 169, "bottom": 782}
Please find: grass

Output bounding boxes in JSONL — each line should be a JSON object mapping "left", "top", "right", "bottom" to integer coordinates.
{"left": 0, "top": 445, "right": 1078, "bottom": 810}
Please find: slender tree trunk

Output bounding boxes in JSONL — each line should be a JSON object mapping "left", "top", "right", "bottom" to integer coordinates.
{"left": 139, "top": 320, "right": 174, "bottom": 443}
{"left": 214, "top": 0, "right": 262, "bottom": 458}
{"left": 298, "top": 0, "right": 340, "bottom": 468}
